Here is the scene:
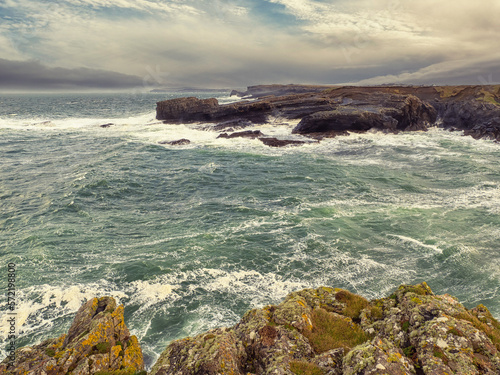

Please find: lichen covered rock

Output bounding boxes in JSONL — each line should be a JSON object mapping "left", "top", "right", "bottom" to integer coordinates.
{"left": 0, "top": 296, "right": 144, "bottom": 375}
{"left": 152, "top": 283, "right": 500, "bottom": 375}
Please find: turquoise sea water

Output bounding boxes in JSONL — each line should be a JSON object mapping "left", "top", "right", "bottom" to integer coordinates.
{"left": 0, "top": 92, "right": 499, "bottom": 368}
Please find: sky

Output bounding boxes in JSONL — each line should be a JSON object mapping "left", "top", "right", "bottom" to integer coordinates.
{"left": 1, "top": 0, "right": 499, "bottom": 90}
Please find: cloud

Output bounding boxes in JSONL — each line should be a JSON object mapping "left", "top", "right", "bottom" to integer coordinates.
{"left": 0, "top": 58, "right": 143, "bottom": 90}
{"left": 350, "top": 54, "right": 500, "bottom": 86}
{"left": 0, "top": 0, "right": 499, "bottom": 89}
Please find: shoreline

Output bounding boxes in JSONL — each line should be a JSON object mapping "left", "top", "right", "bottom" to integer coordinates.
{"left": 156, "top": 84, "right": 500, "bottom": 145}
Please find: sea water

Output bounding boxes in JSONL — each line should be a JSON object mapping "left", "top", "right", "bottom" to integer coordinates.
{"left": 0, "top": 91, "right": 499, "bottom": 368}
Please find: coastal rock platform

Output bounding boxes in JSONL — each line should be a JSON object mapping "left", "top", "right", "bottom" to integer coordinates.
{"left": 156, "top": 85, "right": 500, "bottom": 143}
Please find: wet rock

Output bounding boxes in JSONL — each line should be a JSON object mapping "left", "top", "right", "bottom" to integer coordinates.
{"left": 156, "top": 97, "right": 271, "bottom": 124}
{"left": 217, "top": 130, "right": 264, "bottom": 139}
{"left": 259, "top": 138, "right": 307, "bottom": 147}
{"left": 157, "top": 84, "right": 500, "bottom": 142}
{"left": 159, "top": 139, "right": 191, "bottom": 145}
{"left": 0, "top": 297, "right": 144, "bottom": 375}
{"left": 211, "top": 119, "right": 255, "bottom": 131}
{"left": 292, "top": 94, "right": 436, "bottom": 135}
{"left": 156, "top": 97, "right": 219, "bottom": 122}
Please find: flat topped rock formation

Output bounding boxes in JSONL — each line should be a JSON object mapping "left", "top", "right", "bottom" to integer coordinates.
{"left": 3, "top": 283, "right": 500, "bottom": 374}
{"left": 156, "top": 85, "right": 500, "bottom": 143}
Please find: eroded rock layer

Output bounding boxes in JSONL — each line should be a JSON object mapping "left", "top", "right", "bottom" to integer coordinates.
{"left": 156, "top": 85, "right": 500, "bottom": 142}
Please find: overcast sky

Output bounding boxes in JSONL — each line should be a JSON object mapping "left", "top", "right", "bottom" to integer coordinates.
{"left": 1, "top": 0, "right": 499, "bottom": 90}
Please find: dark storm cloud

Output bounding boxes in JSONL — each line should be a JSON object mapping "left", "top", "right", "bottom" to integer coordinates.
{"left": 0, "top": 58, "right": 143, "bottom": 90}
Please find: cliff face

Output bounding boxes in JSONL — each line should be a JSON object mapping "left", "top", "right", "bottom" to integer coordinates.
{"left": 156, "top": 85, "right": 500, "bottom": 143}
{"left": 0, "top": 297, "right": 145, "bottom": 375}
{"left": 2, "top": 283, "right": 500, "bottom": 375}
{"left": 150, "top": 282, "right": 500, "bottom": 375}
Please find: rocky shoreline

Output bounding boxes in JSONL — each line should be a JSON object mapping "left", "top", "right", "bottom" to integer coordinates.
{"left": 156, "top": 85, "right": 500, "bottom": 145}
{"left": 3, "top": 283, "right": 500, "bottom": 374}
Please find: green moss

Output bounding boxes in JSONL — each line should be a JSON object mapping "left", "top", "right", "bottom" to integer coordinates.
{"left": 447, "top": 327, "right": 464, "bottom": 337}
{"left": 290, "top": 360, "right": 325, "bottom": 375}
{"left": 95, "top": 341, "right": 111, "bottom": 354}
{"left": 402, "top": 345, "right": 415, "bottom": 358}
{"left": 401, "top": 321, "right": 410, "bottom": 332}
{"left": 304, "top": 308, "right": 371, "bottom": 353}
{"left": 454, "top": 310, "right": 500, "bottom": 352}
{"left": 433, "top": 346, "right": 449, "bottom": 365}
{"left": 45, "top": 348, "right": 56, "bottom": 357}
{"left": 369, "top": 306, "right": 384, "bottom": 320}
{"left": 334, "top": 290, "right": 369, "bottom": 321}
{"left": 400, "top": 282, "right": 433, "bottom": 296}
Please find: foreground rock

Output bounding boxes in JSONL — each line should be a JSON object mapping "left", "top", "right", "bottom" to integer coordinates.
{"left": 0, "top": 297, "right": 144, "bottom": 375}
{"left": 156, "top": 85, "right": 500, "bottom": 142}
{"left": 2, "top": 284, "right": 499, "bottom": 374}
{"left": 151, "top": 283, "right": 500, "bottom": 375}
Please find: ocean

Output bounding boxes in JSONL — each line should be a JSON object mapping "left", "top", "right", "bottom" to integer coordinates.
{"left": 0, "top": 91, "right": 499, "bottom": 368}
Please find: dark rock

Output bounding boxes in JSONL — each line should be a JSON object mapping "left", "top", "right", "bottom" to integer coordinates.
{"left": 156, "top": 84, "right": 500, "bottom": 143}
{"left": 217, "top": 130, "right": 264, "bottom": 139}
{"left": 156, "top": 97, "right": 272, "bottom": 124}
{"left": 99, "top": 123, "right": 114, "bottom": 128}
{"left": 156, "top": 97, "right": 219, "bottom": 122}
{"left": 293, "top": 108, "right": 398, "bottom": 134}
{"left": 259, "top": 138, "right": 307, "bottom": 147}
{"left": 0, "top": 297, "right": 144, "bottom": 375}
{"left": 292, "top": 94, "right": 436, "bottom": 135}
{"left": 159, "top": 139, "right": 191, "bottom": 145}
{"left": 211, "top": 119, "right": 254, "bottom": 131}
{"left": 230, "top": 89, "right": 246, "bottom": 97}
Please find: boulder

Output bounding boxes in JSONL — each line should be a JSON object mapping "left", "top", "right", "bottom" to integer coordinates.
{"left": 259, "top": 138, "right": 308, "bottom": 147}
{"left": 0, "top": 297, "right": 144, "bottom": 375}
{"left": 159, "top": 139, "right": 191, "bottom": 145}
{"left": 217, "top": 130, "right": 264, "bottom": 139}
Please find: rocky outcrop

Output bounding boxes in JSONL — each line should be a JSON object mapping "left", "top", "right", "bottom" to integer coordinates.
{"left": 156, "top": 85, "right": 500, "bottom": 142}
{"left": 217, "top": 130, "right": 264, "bottom": 139}
{"left": 258, "top": 138, "right": 308, "bottom": 147}
{"left": 151, "top": 283, "right": 500, "bottom": 375}
{"left": 156, "top": 97, "right": 271, "bottom": 124}
{"left": 2, "top": 284, "right": 499, "bottom": 374}
{"left": 0, "top": 297, "right": 144, "bottom": 375}
{"left": 159, "top": 138, "right": 191, "bottom": 145}
{"left": 292, "top": 94, "right": 437, "bottom": 135}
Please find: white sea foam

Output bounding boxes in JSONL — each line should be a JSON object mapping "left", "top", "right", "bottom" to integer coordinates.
{"left": 387, "top": 234, "right": 443, "bottom": 254}
{"left": 129, "top": 279, "right": 179, "bottom": 311}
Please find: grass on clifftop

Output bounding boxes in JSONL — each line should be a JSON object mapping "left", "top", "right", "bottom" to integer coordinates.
{"left": 290, "top": 361, "right": 325, "bottom": 375}
{"left": 304, "top": 308, "right": 371, "bottom": 353}
{"left": 455, "top": 307, "right": 500, "bottom": 352}
{"left": 334, "top": 290, "right": 369, "bottom": 321}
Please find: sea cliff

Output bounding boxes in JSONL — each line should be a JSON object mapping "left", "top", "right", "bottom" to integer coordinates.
{"left": 3, "top": 283, "right": 500, "bottom": 374}
{"left": 156, "top": 85, "right": 500, "bottom": 144}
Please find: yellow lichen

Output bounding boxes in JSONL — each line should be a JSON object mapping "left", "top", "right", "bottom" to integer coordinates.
{"left": 302, "top": 314, "right": 313, "bottom": 331}
{"left": 123, "top": 336, "right": 143, "bottom": 370}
